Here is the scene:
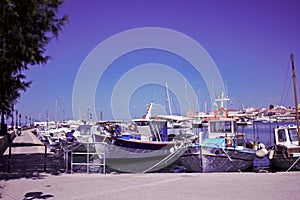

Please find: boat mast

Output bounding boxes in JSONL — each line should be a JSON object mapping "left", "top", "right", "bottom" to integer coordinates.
{"left": 291, "top": 53, "right": 300, "bottom": 145}
{"left": 165, "top": 82, "right": 173, "bottom": 115}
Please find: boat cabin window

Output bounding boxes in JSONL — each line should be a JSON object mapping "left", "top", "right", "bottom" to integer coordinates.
{"left": 288, "top": 129, "right": 298, "bottom": 142}
{"left": 277, "top": 129, "right": 287, "bottom": 142}
{"left": 210, "top": 121, "right": 235, "bottom": 133}
{"left": 78, "top": 125, "right": 92, "bottom": 135}
{"left": 135, "top": 121, "right": 150, "bottom": 126}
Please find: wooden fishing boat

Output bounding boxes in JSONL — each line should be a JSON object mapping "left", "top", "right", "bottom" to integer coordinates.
{"left": 93, "top": 119, "right": 190, "bottom": 173}
{"left": 201, "top": 117, "right": 257, "bottom": 172}
{"left": 179, "top": 93, "right": 262, "bottom": 172}
{"left": 91, "top": 103, "right": 192, "bottom": 173}
{"left": 268, "top": 53, "right": 300, "bottom": 171}
{"left": 269, "top": 124, "right": 300, "bottom": 170}
{"left": 180, "top": 117, "right": 259, "bottom": 172}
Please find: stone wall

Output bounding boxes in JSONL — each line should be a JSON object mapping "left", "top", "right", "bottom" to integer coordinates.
{"left": 0, "top": 131, "right": 16, "bottom": 156}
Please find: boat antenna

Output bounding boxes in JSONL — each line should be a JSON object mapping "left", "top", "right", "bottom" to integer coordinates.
{"left": 291, "top": 53, "right": 300, "bottom": 145}
{"left": 62, "top": 96, "right": 65, "bottom": 122}
{"left": 145, "top": 102, "right": 154, "bottom": 120}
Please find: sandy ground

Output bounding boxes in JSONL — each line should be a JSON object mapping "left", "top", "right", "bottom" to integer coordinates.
{"left": 1, "top": 129, "right": 300, "bottom": 200}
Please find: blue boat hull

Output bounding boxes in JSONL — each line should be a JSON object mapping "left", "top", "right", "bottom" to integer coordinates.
{"left": 179, "top": 145, "right": 256, "bottom": 173}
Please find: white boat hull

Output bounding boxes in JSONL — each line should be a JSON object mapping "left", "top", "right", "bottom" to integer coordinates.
{"left": 93, "top": 134, "right": 188, "bottom": 173}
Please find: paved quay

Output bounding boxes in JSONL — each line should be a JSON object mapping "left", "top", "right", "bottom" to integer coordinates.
{"left": 1, "top": 130, "right": 300, "bottom": 200}
{"left": 0, "top": 129, "right": 65, "bottom": 180}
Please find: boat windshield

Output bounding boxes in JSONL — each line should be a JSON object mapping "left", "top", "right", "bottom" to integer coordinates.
{"left": 288, "top": 128, "right": 298, "bottom": 142}
{"left": 78, "top": 125, "right": 92, "bottom": 135}
{"left": 135, "top": 121, "right": 150, "bottom": 126}
{"left": 210, "top": 121, "right": 236, "bottom": 133}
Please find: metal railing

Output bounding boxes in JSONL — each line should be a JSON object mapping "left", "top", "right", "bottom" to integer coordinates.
{"left": 60, "top": 140, "right": 106, "bottom": 174}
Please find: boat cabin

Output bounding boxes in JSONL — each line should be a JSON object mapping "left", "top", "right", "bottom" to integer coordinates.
{"left": 208, "top": 118, "right": 237, "bottom": 138}
{"left": 204, "top": 118, "right": 249, "bottom": 148}
{"left": 274, "top": 124, "right": 299, "bottom": 146}
{"left": 273, "top": 124, "right": 300, "bottom": 158}
{"left": 132, "top": 119, "right": 168, "bottom": 142}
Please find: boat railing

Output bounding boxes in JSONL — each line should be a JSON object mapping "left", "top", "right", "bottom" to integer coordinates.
{"left": 71, "top": 141, "right": 106, "bottom": 174}
{"left": 59, "top": 140, "right": 106, "bottom": 174}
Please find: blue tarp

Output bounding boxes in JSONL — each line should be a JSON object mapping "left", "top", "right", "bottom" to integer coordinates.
{"left": 160, "top": 122, "right": 168, "bottom": 142}
{"left": 204, "top": 137, "right": 225, "bottom": 147}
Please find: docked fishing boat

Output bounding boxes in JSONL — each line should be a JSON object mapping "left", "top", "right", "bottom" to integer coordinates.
{"left": 269, "top": 124, "right": 300, "bottom": 170}
{"left": 180, "top": 117, "right": 259, "bottom": 172}
{"left": 92, "top": 103, "right": 192, "bottom": 173}
{"left": 268, "top": 53, "right": 300, "bottom": 171}
{"left": 201, "top": 117, "right": 257, "bottom": 172}
{"left": 180, "top": 92, "right": 262, "bottom": 172}
{"left": 93, "top": 119, "right": 190, "bottom": 173}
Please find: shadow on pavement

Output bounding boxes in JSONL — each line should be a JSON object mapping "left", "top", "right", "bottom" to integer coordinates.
{"left": 23, "top": 191, "right": 54, "bottom": 200}
{"left": 0, "top": 151, "right": 65, "bottom": 180}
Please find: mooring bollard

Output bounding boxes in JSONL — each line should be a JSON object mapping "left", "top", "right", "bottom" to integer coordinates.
{"left": 44, "top": 144, "right": 47, "bottom": 172}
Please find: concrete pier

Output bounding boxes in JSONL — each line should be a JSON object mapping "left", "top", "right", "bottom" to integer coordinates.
{"left": 0, "top": 129, "right": 64, "bottom": 180}
{"left": 1, "top": 129, "right": 300, "bottom": 200}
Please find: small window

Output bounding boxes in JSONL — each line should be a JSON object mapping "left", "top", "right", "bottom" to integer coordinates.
{"left": 224, "top": 121, "right": 232, "bottom": 132}
{"left": 289, "top": 129, "right": 298, "bottom": 142}
{"left": 210, "top": 121, "right": 233, "bottom": 133}
{"left": 277, "top": 129, "right": 286, "bottom": 142}
{"left": 86, "top": 127, "right": 91, "bottom": 135}
{"left": 79, "top": 127, "right": 85, "bottom": 135}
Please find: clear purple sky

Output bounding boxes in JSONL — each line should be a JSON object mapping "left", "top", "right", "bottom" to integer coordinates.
{"left": 15, "top": 0, "right": 300, "bottom": 122}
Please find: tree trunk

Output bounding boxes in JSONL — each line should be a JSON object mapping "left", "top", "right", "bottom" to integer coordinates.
{"left": 1, "top": 112, "right": 4, "bottom": 126}
{"left": 0, "top": 112, "right": 5, "bottom": 135}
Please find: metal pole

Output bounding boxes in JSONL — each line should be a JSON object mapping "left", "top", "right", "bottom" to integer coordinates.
{"left": 66, "top": 146, "right": 69, "bottom": 173}
{"left": 19, "top": 114, "right": 21, "bottom": 136}
{"left": 11, "top": 105, "right": 14, "bottom": 129}
{"left": 200, "top": 144, "right": 203, "bottom": 172}
{"left": 44, "top": 144, "right": 47, "bottom": 172}
{"left": 291, "top": 53, "right": 300, "bottom": 145}
{"left": 103, "top": 143, "right": 106, "bottom": 174}
{"left": 15, "top": 110, "right": 18, "bottom": 129}
{"left": 8, "top": 141, "right": 11, "bottom": 173}
{"left": 87, "top": 142, "right": 89, "bottom": 173}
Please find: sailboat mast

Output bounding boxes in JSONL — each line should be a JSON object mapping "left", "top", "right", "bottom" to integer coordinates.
{"left": 291, "top": 53, "right": 300, "bottom": 145}
{"left": 165, "top": 82, "right": 173, "bottom": 115}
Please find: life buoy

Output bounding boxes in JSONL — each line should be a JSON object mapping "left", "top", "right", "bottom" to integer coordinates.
{"left": 214, "top": 107, "right": 228, "bottom": 117}
{"left": 128, "top": 123, "right": 137, "bottom": 132}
